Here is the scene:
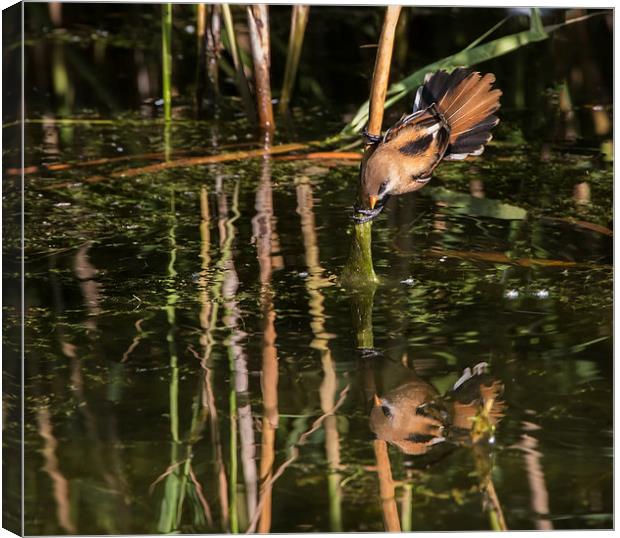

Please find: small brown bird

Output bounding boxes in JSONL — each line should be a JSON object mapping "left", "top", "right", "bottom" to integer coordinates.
{"left": 355, "top": 67, "right": 502, "bottom": 222}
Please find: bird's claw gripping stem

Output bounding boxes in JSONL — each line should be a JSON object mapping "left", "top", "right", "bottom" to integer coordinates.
{"left": 362, "top": 128, "right": 382, "bottom": 145}
{"left": 351, "top": 204, "right": 384, "bottom": 224}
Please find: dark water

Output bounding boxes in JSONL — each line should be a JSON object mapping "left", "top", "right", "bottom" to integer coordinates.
{"left": 3, "top": 4, "right": 613, "bottom": 534}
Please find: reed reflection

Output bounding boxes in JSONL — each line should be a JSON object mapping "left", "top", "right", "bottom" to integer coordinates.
{"left": 42, "top": 253, "right": 129, "bottom": 533}
{"left": 252, "top": 155, "right": 280, "bottom": 533}
{"left": 296, "top": 176, "right": 343, "bottom": 531}
{"left": 197, "top": 183, "right": 230, "bottom": 531}
{"left": 217, "top": 178, "right": 259, "bottom": 527}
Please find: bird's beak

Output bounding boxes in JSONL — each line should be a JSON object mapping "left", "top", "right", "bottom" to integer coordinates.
{"left": 373, "top": 394, "right": 382, "bottom": 407}
{"left": 369, "top": 195, "right": 378, "bottom": 210}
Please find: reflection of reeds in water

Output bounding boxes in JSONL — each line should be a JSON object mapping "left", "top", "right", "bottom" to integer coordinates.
{"left": 470, "top": 401, "right": 508, "bottom": 531}
{"left": 400, "top": 476, "right": 413, "bottom": 532}
{"left": 46, "top": 255, "right": 129, "bottom": 533}
{"left": 157, "top": 188, "right": 182, "bottom": 533}
{"left": 296, "top": 178, "right": 343, "bottom": 531}
{"left": 217, "top": 178, "right": 259, "bottom": 529}
{"left": 157, "top": 186, "right": 219, "bottom": 532}
{"left": 518, "top": 422, "right": 553, "bottom": 530}
{"left": 249, "top": 155, "right": 280, "bottom": 533}
{"left": 373, "top": 440, "right": 401, "bottom": 532}
{"left": 36, "top": 407, "right": 76, "bottom": 534}
{"left": 472, "top": 442, "right": 508, "bottom": 531}
{"left": 197, "top": 183, "right": 232, "bottom": 531}
{"left": 74, "top": 242, "right": 101, "bottom": 331}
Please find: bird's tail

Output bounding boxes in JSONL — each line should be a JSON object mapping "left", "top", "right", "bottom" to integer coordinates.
{"left": 413, "top": 67, "right": 502, "bottom": 160}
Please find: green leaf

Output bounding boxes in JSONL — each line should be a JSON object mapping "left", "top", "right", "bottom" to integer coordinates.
{"left": 529, "top": 8, "right": 547, "bottom": 39}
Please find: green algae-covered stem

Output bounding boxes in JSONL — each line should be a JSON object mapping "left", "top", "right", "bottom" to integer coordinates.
{"left": 341, "top": 220, "right": 379, "bottom": 287}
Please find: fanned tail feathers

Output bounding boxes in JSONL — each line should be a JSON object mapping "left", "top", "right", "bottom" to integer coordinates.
{"left": 413, "top": 67, "right": 501, "bottom": 160}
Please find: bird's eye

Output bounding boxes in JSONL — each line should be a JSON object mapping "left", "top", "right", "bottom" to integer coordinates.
{"left": 378, "top": 181, "right": 388, "bottom": 195}
{"left": 381, "top": 405, "right": 392, "bottom": 418}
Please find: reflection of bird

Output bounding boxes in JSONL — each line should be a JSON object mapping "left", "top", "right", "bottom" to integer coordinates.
{"left": 369, "top": 362, "right": 505, "bottom": 456}
{"left": 370, "top": 377, "right": 448, "bottom": 455}
{"left": 355, "top": 68, "right": 502, "bottom": 223}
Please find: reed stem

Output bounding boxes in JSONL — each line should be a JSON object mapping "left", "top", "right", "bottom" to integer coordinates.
{"left": 222, "top": 4, "right": 256, "bottom": 123}
{"left": 367, "top": 6, "right": 401, "bottom": 139}
{"left": 279, "top": 5, "right": 309, "bottom": 114}
{"left": 161, "top": 4, "right": 173, "bottom": 122}
{"left": 247, "top": 4, "right": 275, "bottom": 143}
{"left": 342, "top": 6, "right": 401, "bottom": 288}
{"left": 195, "top": 4, "right": 207, "bottom": 113}
{"left": 206, "top": 4, "right": 222, "bottom": 103}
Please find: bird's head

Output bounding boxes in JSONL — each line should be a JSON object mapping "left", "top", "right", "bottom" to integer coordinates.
{"left": 360, "top": 151, "right": 398, "bottom": 209}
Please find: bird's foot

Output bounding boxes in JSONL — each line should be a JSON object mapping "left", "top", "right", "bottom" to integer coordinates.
{"left": 358, "top": 347, "right": 383, "bottom": 359}
{"left": 351, "top": 204, "right": 384, "bottom": 223}
{"left": 362, "top": 128, "right": 382, "bottom": 145}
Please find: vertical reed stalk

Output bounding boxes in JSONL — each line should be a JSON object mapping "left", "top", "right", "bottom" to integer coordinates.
{"left": 342, "top": 6, "right": 401, "bottom": 288}
{"left": 162, "top": 4, "right": 173, "bottom": 122}
{"left": 195, "top": 4, "right": 207, "bottom": 113}
{"left": 247, "top": 5, "right": 275, "bottom": 143}
{"left": 206, "top": 4, "right": 222, "bottom": 102}
{"left": 366, "top": 6, "right": 402, "bottom": 141}
{"left": 222, "top": 4, "right": 256, "bottom": 123}
{"left": 279, "top": 5, "right": 309, "bottom": 114}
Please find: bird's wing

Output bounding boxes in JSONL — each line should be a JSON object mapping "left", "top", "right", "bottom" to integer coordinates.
{"left": 382, "top": 111, "right": 451, "bottom": 184}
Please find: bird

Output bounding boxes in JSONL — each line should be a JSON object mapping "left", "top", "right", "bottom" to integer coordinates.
{"left": 369, "top": 361, "right": 505, "bottom": 456}
{"left": 354, "top": 67, "right": 502, "bottom": 223}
